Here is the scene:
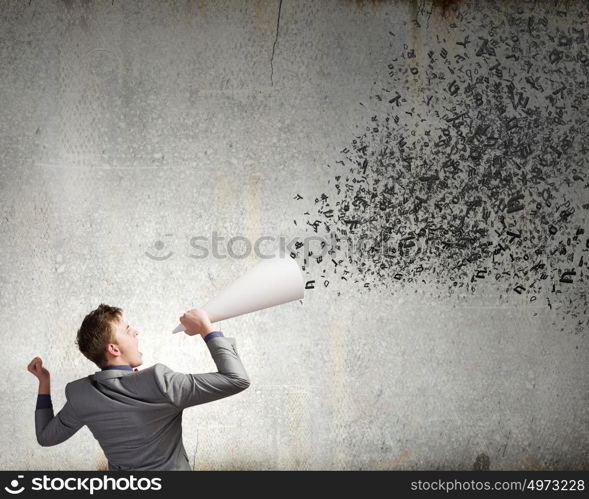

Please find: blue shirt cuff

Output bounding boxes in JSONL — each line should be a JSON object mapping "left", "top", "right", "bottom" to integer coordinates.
{"left": 203, "top": 331, "right": 224, "bottom": 343}
{"left": 36, "top": 394, "right": 53, "bottom": 410}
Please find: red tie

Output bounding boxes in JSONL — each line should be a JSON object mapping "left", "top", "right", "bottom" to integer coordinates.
{"left": 133, "top": 368, "right": 138, "bottom": 372}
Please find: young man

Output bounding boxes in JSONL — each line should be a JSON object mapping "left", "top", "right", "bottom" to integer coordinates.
{"left": 27, "top": 304, "right": 250, "bottom": 470}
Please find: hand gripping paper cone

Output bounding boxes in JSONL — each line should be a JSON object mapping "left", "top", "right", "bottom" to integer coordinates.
{"left": 172, "top": 254, "right": 305, "bottom": 333}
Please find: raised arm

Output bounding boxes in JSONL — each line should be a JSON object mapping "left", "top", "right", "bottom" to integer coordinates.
{"left": 156, "top": 309, "right": 250, "bottom": 409}
{"left": 28, "top": 357, "right": 84, "bottom": 446}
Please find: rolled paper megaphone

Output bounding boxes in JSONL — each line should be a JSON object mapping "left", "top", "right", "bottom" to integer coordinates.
{"left": 172, "top": 254, "right": 305, "bottom": 333}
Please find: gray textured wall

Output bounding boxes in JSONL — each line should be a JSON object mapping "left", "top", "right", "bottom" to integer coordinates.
{"left": 1, "top": 0, "right": 587, "bottom": 470}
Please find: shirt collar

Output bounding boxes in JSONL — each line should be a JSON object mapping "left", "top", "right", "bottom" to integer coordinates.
{"left": 101, "top": 365, "right": 134, "bottom": 371}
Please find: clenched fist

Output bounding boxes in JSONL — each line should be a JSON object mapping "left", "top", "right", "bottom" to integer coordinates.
{"left": 179, "top": 309, "right": 215, "bottom": 337}
{"left": 28, "top": 356, "right": 50, "bottom": 381}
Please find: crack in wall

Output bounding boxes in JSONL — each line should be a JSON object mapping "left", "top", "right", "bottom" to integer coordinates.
{"left": 270, "top": 0, "right": 283, "bottom": 86}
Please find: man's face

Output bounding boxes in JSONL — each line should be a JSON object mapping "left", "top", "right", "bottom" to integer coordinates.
{"left": 110, "top": 317, "right": 143, "bottom": 367}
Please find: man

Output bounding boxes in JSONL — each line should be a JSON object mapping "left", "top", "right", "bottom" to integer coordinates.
{"left": 27, "top": 304, "right": 250, "bottom": 470}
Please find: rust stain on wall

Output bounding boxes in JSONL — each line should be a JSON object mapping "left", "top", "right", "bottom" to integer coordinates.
{"left": 429, "top": 0, "right": 463, "bottom": 14}
{"left": 350, "top": 0, "right": 463, "bottom": 13}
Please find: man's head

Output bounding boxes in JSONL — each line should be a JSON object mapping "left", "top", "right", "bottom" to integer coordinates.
{"left": 76, "top": 304, "right": 143, "bottom": 369}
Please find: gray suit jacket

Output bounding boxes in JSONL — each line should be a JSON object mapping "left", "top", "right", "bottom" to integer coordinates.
{"left": 34, "top": 335, "right": 250, "bottom": 470}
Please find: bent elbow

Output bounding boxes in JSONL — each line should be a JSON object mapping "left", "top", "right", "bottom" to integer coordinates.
{"left": 36, "top": 430, "right": 58, "bottom": 447}
{"left": 36, "top": 434, "right": 52, "bottom": 447}
{"left": 231, "top": 374, "right": 251, "bottom": 392}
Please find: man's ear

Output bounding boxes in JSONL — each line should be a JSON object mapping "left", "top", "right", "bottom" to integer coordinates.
{"left": 106, "top": 343, "right": 121, "bottom": 357}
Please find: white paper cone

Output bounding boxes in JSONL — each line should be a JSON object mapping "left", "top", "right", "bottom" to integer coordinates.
{"left": 172, "top": 254, "right": 304, "bottom": 333}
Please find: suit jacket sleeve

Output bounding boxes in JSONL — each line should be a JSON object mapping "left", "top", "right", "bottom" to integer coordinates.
{"left": 35, "top": 383, "right": 84, "bottom": 447}
{"left": 155, "top": 335, "right": 250, "bottom": 410}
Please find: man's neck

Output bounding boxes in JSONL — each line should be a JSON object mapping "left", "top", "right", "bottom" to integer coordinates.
{"left": 103, "top": 359, "right": 131, "bottom": 368}
{"left": 101, "top": 363, "right": 134, "bottom": 371}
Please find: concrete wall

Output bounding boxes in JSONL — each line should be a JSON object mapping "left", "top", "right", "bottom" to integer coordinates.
{"left": 0, "top": 0, "right": 587, "bottom": 470}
